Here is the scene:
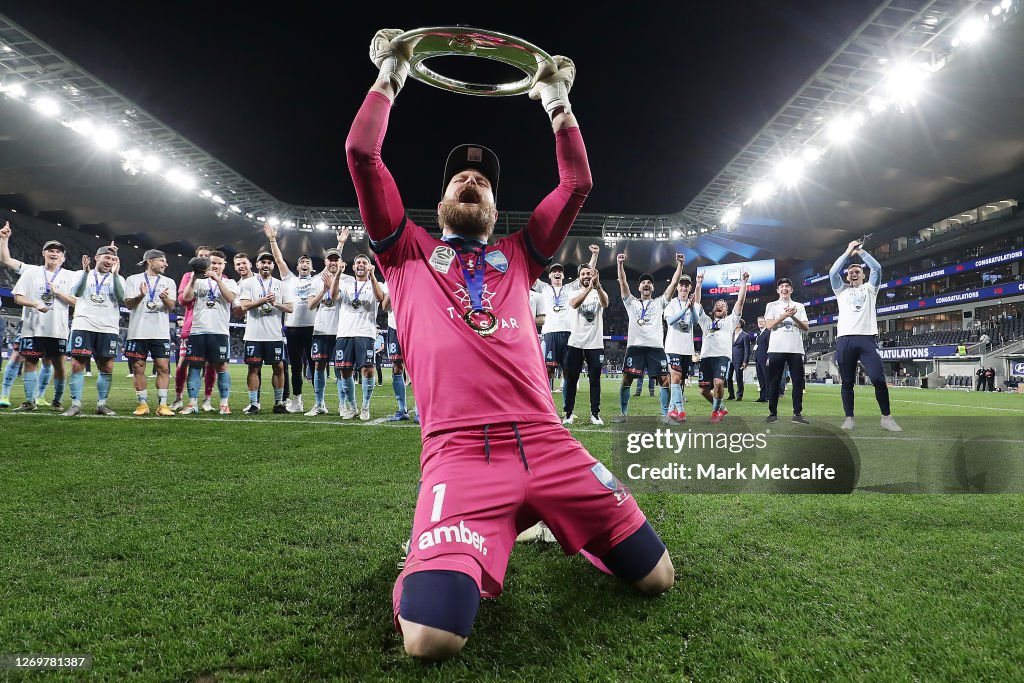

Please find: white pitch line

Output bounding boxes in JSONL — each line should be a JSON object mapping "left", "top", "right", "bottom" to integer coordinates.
{"left": 889, "top": 398, "right": 1024, "bottom": 413}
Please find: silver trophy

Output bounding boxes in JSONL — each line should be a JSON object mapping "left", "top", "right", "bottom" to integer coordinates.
{"left": 395, "top": 27, "right": 557, "bottom": 96}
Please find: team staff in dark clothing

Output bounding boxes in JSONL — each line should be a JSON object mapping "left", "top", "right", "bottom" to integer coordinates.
{"left": 727, "top": 318, "right": 751, "bottom": 400}
{"left": 976, "top": 367, "right": 986, "bottom": 391}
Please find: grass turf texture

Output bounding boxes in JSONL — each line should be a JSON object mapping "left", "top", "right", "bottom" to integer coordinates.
{"left": 1, "top": 365, "right": 1023, "bottom": 681}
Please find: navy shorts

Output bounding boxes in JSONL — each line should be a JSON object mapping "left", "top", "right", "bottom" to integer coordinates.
{"left": 334, "top": 336, "right": 375, "bottom": 369}
{"left": 543, "top": 331, "right": 571, "bottom": 369}
{"left": 310, "top": 335, "right": 337, "bottom": 363}
{"left": 624, "top": 346, "right": 668, "bottom": 378}
{"left": 244, "top": 340, "right": 285, "bottom": 365}
{"left": 185, "top": 334, "right": 230, "bottom": 364}
{"left": 698, "top": 356, "right": 731, "bottom": 387}
{"left": 20, "top": 336, "right": 66, "bottom": 360}
{"left": 125, "top": 339, "right": 172, "bottom": 360}
{"left": 69, "top": 330, "right": 119, "bottom": 360}
{"left": 387, "top": 327, "right": 404, "bottom": 363}
{"left": 667, "top": 353, "right": 693, "bottom": 376}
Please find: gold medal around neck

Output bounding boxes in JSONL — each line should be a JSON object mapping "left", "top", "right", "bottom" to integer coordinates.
{"left": 463, "top": 309, "right": 498, "bottom": 337}
{"left": 145, "top": 301, "right": 158, "bottom": 311}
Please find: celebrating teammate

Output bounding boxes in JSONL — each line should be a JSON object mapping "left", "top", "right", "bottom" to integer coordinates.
{"left": 124, "top": 249, "right": 177, "bottom": 416}
{"left": 306, "top": 234, "right": 353, "bottom": 416}
{"left": 179, "top": 251, "right": 237, "bottom": 415}
{"left": 695, "top": 271, "right": 749, "bottom": 423}
{"left": 334, "top": 254, "right": 384, "bottom": 420}
{"left": 3, "top": 224, "right": 79, "bottom": 411}
{"left": 615, "top": 253, "right": 685, "bottom": 423}
{"left": 829, "top": 240, "right": 901, "bottom": 431}
{"left": 64, "top": 246, "right": 126, "bottom": 416}
{"left": 762, "top": 278, "right": 809, "bottom": 424}
{"left": 563, "top": 257, "right": 608, "bottom": 425}
{"left": 533, "top": 247, "right": 598, "bottom": 390}
{"left": 171, "top": 245, "right": 216, "bottom": 411}
{"left": 348, "top": 31, "right": 671, "bottom": 660}
{"left": 265, "top": 225, "right": 317, "bottom": 413}
{"left": 663, "top": 272, "right": 701, "bottom": 422}
{"left": 238, "top": 252, "right": 293, "bottom": 414}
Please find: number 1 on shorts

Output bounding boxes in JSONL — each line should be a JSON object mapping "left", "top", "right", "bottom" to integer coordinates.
{"left": 430, "top": 483, "right": 447, "bottom": 522}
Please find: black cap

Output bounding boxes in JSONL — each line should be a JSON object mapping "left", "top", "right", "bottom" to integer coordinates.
{"left": 679, "top": 274, "right": 693, "bottom": 283}
{"left": 95, "top": 245, "right": 117, "bottom": 257}
{"left": 297, "top": 254, "right": 312, "bottom": 261}
{"left": 777, "top": 277, "right": 793, "bottom": 287}
{"left": 324, "top": 248, "right": 342, "bottom": 259}
{"left": 548, "top": 263, "right": 564, "bottom": 273}
{"left": 256, "top": 251, "right": 275, "bottom": 262}
{"left": 639, "top": 273, "right": 655, "bottom": 284}
{"left": 42, "top": 240, "right": 66, "bottom": 252}
{"left": 442, "top": 144, "right": 500, "bottom": 201}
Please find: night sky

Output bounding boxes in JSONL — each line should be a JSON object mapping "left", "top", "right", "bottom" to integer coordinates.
{"left": 4, "top": 1, "right": 883, "bottom": 217}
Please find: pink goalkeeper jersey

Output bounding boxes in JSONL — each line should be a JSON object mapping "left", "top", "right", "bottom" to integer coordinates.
{"left": 177, "top": 271, "right": 196, "bottom": 337}
{"left": 347, "top": 91, "right": 592, "bottom": 436}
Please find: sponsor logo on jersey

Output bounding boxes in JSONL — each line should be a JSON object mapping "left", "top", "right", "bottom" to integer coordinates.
{"left": 417, "top": 520, "right": 488, "bottom": 556}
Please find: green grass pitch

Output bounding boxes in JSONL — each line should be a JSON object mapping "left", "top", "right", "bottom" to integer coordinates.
{"left": 1, "top": 364, "right": 1022, "bottom": 681}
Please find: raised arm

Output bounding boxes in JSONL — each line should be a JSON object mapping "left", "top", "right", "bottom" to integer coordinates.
{"left": 830, "top": 240, "right": 861, "bottom": 293}
{"left": 733, "top": 272, "right": 750, "bottom": 317}
{"left": 264, "top": 224, "right": 292, "bottom": 277}
{"left": 616, "top": 253, "right": 631, "bottom": 301}
{"left": 662, "top": 254, "right": 685, "bottom": 301}
{"left": 860, "top": 250, "right": 882, "bottom": 287}
{"left": 0, "top": 222, "right": 25, "bottom": 271}
{"left": 346, "top": 90, "right": 408, "bottom": 243}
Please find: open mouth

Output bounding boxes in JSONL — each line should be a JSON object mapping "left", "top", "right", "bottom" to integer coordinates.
{"left": 458, "top": 188, "right": 481, "bottom": 204}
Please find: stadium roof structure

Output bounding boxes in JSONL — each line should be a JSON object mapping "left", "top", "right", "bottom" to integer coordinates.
{"left": 1, "top": 2, "right": 1023, "bottom": 272}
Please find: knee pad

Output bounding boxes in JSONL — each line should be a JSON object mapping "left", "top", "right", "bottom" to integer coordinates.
{"left": 599, "top": 521, "right": 666, "bottom": 583}
{"left": 399, "top": 570, "right": 480, "bottom": 638}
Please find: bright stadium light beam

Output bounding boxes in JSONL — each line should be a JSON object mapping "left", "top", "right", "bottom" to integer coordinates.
{"left": 826, "top": 112, "right": 864, "bottom": 144}
{"left": 773, "top": 157, "right": 804, "bottom": 187}
{"left": 957, "top": 17, "right": 988, "bottom": 44}
{"left": 142, "top": 155, "right": 162, "bottom": 173}
{"left": 268, "top": 217, "right": 281, "bottom": 227}
{"left": 316, "top": 222, "right": 328, "bottom": 231}
{"left": 721, "top": 207, "right": 741, "bottom": 225}
{"left": 93, "top": 126, "right": 120, "bottom": 151}
{"left": 750, "top": 180, "right": 776, "bottom": 202}
{"left": 867, "top": 96, "right": 888, "bottom": 114}
{"left": 801, "top": 146, "right": 823, "bottom": 163}
{"left": 32, "top": 96, "right": 61, "bottom": 117}
{"left": 3, "top": 82, "right": 27, "bottom": 98}
{"left": 883, "top": 62, "right": 929, "bottom": 106}
{"left": 165, "top": 168, "right": 197, "bottom": 191}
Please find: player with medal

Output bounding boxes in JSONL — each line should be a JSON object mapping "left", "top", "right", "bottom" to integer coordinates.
{"left": 694, "top": 271, "right": 749, "bottom": 424}
{"left": 305, "top": 234, "right": 354, "bottom": 416}
{"left": 348, "top": 27, "right": 672, "bottom": 661}
{"left": 662, "top": 271, "right": 703, "bottom": 422}
{"left": 3, "top": 223, "right": 80, "bottom": 411}
{"left": 334, "top": 254, "right": 384, "bottom": 420}
{"left": 829, "top": 239, "right": 901, "bottom": 431}
{"left": 63, "top": 245, "right": 126, "bottom": 416}
{"left": 238, "top": 252, "right": 293, "bottom": 414}
{"left": 124, "top": 249, "right": 177, "bottom": 416}
{"left": 533, "top": 246, "right": 598, "bottom": 391}
{"left": 179, "top": 251, "right": 238, "bottom": 415}
{"left": 614, "top": 253, "right": 686, "bottom": 423}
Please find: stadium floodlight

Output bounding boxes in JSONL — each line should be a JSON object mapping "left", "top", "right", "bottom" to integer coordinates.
{"left": 165, "top": 168, "right": 197, "bottom": 191}
{"left": 992, "top": 5, "right": 1002, "bottom": 16}
{"left": 316, "top": 222, "right": 328, "bottom": 231}
{"left": 268, "top": 217, "right": 281, "bottom": 227}
{"left": 1001, "top": 0, "right": 1012, "bottom": 9}
{"left": 230, "top": 205, "right": 241, "bottom": 213}
{"left": 867, "top": 96, "right": 888, "bottom": 114}
{"left": 142, "top": 155, "right": 162, "bottom": 173}
{"left": 283, "top": 220, "right": 295, "bottom": 228}
{"left": 93, "top": 126, "right": 120, "bottom": 151}
{"left": 200, "top": 189, "right": 213, "bottom": 199}
{"left": 956, "top": 17, "right": 988, "bottom": 45}
{"left": 750, "top": 180, "right": 776, "bottom": 202}
{"left": 721, "top": 207, "right": 741, "bottom": 226}
{"left": 2, "top": 82, "right": 27, "bottom": 98}
{"left": 773, "top": 157, "right": 804, "bottom": 187}
{"left": 883, "top": 62, "right": 929, "bottom": 106}
{"left": 672, "top": 229, "right": 682, "bottom": 239}
{"left": 32, "top": 96, "right": 60, "bottom": 117}
{"left": 68, "top": 118, "right": 94, "bottom": 135}
{"left": 212, "top": 195, "right": 225, "bottom": 205}
{"left": 826, "top": 112, "right": 864, "bottom": 144}
{"left": 801, "top": 146, "right": 823, "bottom": 163}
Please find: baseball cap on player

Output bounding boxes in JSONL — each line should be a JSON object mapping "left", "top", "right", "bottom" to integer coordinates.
{"left": 42, "top": 240, "right": 66, "bottom": 252}
{"left": 324, "top": 248, "right": 342, "bottom": 259}
{"left": 256, "top": 251, "right": 274, "bottom": 262}
{"left": 442, "top": 144, "right": 500, "bottom": 202}
{"left": 639, "top": 273, "right": 655, "bottom": 284}
{"left": 548, "top": 263, "right": 564, "bottom": 273}
{"left": 95, "top": 245, "right": 117, "bottom": 257}
{"left": 137, "top": 248, "right": 166, "bottom": 266}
